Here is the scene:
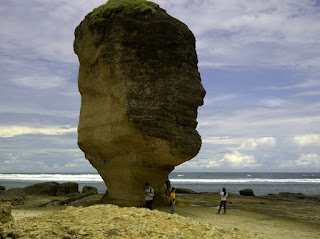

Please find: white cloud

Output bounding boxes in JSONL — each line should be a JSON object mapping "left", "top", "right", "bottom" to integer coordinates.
{"left": 205, "top": 160, "right": 221, "bottom": 168}
{"left": 220, "top": 150, "right": 257, "bottom": 167}
{"left": 204, "top": 94, "right": 238, "bottom": 105}
{"left": 157, "top": 0, "right": 320, "bottom": 69}
{"left": 178, "top": 160, "right": 203, "bottom": 169}
{"left": 266, "top": 79, "right": 320, "bottom": 91}
{"left": 0, "top": 126, "right": 77, "bottom": 138}
{"left": 295, "top": 90, "right": 320, "bottom": 97}
{"left": 198, "top": 104, "right": 320, "bottom": 138}
{"left": 261, "top": 98, "right": 286, "bottom": 108}
{"left": 294, "top": 79, "right": 320, "bottom": 89}
{"left": 0, "top": 0, "right": 106, "bottom": 63}
{"left": 203, "top": 137, "right": 244, "bottom": 145}
{"left": 12, "top": 76, "right": 66, "bottom": 89}
{"left": 238, "top": 137, "right": 276, "bottom": 151}
{"left": 296, "top": 154, "right": 320, "bottom": 167}
{"left": 293, "top": 134, "right": 320, "bottom": 147}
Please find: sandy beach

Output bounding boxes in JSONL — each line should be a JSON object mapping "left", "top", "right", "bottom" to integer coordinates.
{"left": 10, "top": 205, "right": 319, "bottom": 239}
{"left": 1, "top": 189, "right": 319, "bottom": 239}
{"left": 175, "top": 206, "right": 318, "bottom": 239}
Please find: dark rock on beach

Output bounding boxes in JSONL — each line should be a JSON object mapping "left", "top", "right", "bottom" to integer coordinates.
{"left": 23, "top": 182, "right": 59, "bottom": 196}
{"left": 0, "top": 182, "right": 103, "bottom": 208}
{"left": 56, "top": 182, "right": 79, "bottom": 196}
{"left": 0, "top": 186, "right": 5, "bottom": 191}
{"left": 82, "top": 186, "right": 98, "bottom": 195}
{"left": 239, "top": 189, "right": 255, "bottom": 196}
{"left": 0, "top": 189, "right": 27, "bottom": 206}
{"left": 22, "top": 182, "right": 80, "bottom": 196}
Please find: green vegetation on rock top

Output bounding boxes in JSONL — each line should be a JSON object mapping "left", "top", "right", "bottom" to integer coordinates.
{"left": 90, "top": 0, "right": 159, "bottom": 25}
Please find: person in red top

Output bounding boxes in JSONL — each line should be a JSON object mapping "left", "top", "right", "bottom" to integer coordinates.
{"left": 217, "top": 187, "right": 228, "bottom": 214}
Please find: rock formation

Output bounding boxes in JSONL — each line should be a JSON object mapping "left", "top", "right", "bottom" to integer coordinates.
{"left": 82, "top": 186, "right": 98, "bottom": 195}
{"left": 74, "top": 0, "right": 205, "bottom": 206}
{"left": 56, "top": 183, "right": 79, "bottom": 196}
{"left": 239, "top": 189, "right": 255, "bottom": 197}
{"left": 24, "top": 182, "right": 59, "bottom": 196}
{"left": 0, "top": 203, "right": 12, "bottom": 225}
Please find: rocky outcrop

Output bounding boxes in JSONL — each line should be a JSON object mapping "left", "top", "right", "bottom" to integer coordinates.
{"left": 0, "top": 203, "right": 12, "bottom": 224}
{"left": 23, "top": 182, "right": 59, "bottom": 196}
{"left": 22, "top": 182, "right": 79, "bottom": 196}
{"left": 239, "top": 189, "right": 255, "bottom": 196}
{"left": 56, "top": 183, "right": 79, "bottom": 196}
{"left": 74, "top": 0, "right": 205, "bottom": 206}
{"left": 0, "top": 203, "right": 12, "bottom": 239}
{"left": 82, "top": 186, "right": 98, "bottom": 195}
{"left": 0, "top": 186, "right": 5, "bottom": 191}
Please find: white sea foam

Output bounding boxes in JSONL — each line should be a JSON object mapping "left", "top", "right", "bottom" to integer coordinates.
{"left": 0, "top": 174, "right": 103, "bottom": 182}
{"left": 0, "top": 174, "right": 319, "bottom": 184}
{"left": 170, "top": 178, "right": 320, "bottom": 184}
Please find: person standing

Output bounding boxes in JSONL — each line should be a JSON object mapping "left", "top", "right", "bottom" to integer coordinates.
{"left": 165, "top": 177, "right": 172, "bottom": 196}
{"left": 144, "top": 183, "right": 155, "bottom": 210}
{"left": 217, "top": 187, "right": 228, "bottom": 214}
{"left": 169, "top": 187, "right": 176, "bottom": 214}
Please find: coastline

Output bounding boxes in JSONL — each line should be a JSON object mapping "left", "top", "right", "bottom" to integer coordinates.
{"left": 1, "top": 185, "right": 320, "bottom": 239}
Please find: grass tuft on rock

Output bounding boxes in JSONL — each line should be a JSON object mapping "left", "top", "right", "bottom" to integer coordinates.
{"left": 90, "top": 0, "right": 158, "bottom": 25}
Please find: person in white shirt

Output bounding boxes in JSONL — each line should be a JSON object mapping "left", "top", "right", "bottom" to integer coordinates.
{"left": 217, "top": 187, "right": 228, "bottom": 214}
{"left": 144, "top": 183, "right": 155, "bottom": 210}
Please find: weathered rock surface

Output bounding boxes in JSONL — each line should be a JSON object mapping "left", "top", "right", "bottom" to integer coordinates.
{"left": 74, "top": 0, "right": 205, "bottom": 206}
{"left": 23, "top": 182, "right": 59, "bottom": 196}
{"left": 0, "top": 188, "right": 27, "bottom": 206}
{"left": 82, "top": 186, "right": 98, "bottom": 195}
{"left": 0, "top": 203, "right": 12, "bottom": 224}
{"left": 56, "top": 183, "right": 79, "bottom": 196}
{"left": 239, "top": 189, "right": 255, "bottom": 196}
{"left": 0, "top": 186, "right": 5, "bottom": 191}
{"left": 0, "top": 183, "right": 103, "bottom": 208}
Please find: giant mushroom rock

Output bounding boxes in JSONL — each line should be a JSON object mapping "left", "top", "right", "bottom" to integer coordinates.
{"left": 74, "top": 0, "right": 206, "bottom": 206}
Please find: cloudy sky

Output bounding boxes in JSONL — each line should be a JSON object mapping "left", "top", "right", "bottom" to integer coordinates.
{"left": 1, "top": 0, "right": 319, "bottom": 173}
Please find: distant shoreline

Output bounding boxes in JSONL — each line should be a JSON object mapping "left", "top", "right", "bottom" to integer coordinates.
{"left": 1, "top": 171, "right": 320, "bottom": 196}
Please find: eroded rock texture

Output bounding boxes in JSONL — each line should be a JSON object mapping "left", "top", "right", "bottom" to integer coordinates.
{"left": 74, "top": 0, "right": 205, "bottom": 206}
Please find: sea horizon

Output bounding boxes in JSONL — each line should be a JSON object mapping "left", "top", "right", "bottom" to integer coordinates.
{"left": 1, "top": 172, "right": 320, "bottom": 196}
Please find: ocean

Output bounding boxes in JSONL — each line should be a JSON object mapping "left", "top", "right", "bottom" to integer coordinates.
{"left": 0, "top": 172, "right": 319, "bottom": 196}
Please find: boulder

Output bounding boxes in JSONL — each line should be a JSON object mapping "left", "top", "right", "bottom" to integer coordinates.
{"left": 0, "top": 186, "right": 5, "bottom": 191}
{"left": 56, "top": 183, "right": 79, "bottom": 196}
{"left": 74, "top": 0, "right": 205, "bottom": 206}
{"left": 23, "top": 182, "right": 59, "bottom": 196}
{"left": 239, "top": 189, "right": 255, "bottom": 196}
{"left": 0, "top": 203, "right": 12, "bottom": 224}
{"left": 82, "top": 186, "right": 98, "bottom": 195}
{"left": 4, "top": 188, "right": 26, "bottom": 196}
